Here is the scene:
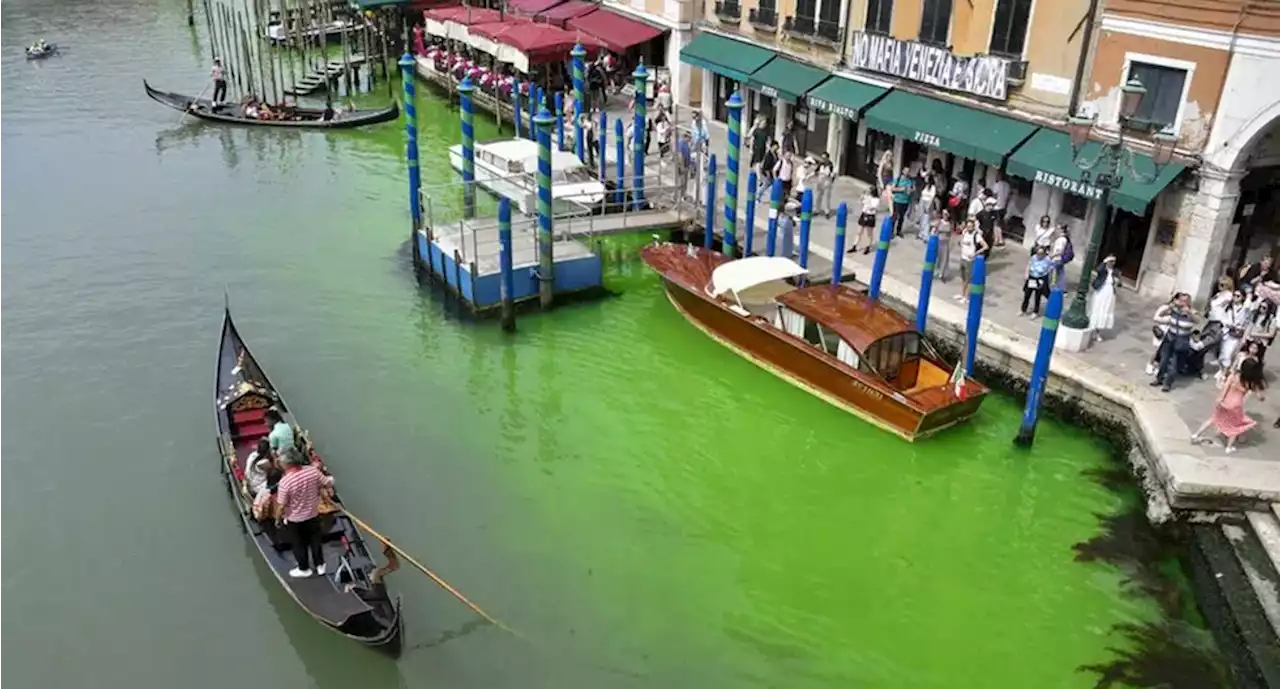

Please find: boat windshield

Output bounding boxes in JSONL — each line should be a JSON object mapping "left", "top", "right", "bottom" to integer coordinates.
{"left": 552, "top": 167, "right": 595, "bottom": 184}
{"left": 863, "top": 332, "right": 922, "bottom": 387}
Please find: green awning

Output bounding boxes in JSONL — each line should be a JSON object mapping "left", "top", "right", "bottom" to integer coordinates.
{"left": 679, "top": 32, "right": 775, "bottom": 84}
{"left": 863, "top": 91, "right": 1039, "bottom": 166}
{"left": 805, "top": 76, "right": 888, "bottom": 120}
{"left": 745, "top": 55, "right": 830, "bottom": 103}
{"left": 1006, "top": 128, "right": 1187, "bottom": 215}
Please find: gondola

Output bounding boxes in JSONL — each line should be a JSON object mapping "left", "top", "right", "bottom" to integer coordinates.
{"left": 146, "top": 80, "right": 399, "bottom": 129}
{"left": 26, "top": 43, "right": 58, "bottom": 59}
{"left": 215, "top": 307, "right": 403, "bottom": 655}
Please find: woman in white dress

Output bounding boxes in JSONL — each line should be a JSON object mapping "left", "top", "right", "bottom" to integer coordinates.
{"left": 1088, "top": 255, "right": 1118, "bottom": 341}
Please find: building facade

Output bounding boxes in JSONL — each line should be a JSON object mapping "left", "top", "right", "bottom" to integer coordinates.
{"left": 681, "top": 0, "right": 1280, "bottom": 300}
{"left": 1079, "top": 1, "right": 1280, "bottom": 299}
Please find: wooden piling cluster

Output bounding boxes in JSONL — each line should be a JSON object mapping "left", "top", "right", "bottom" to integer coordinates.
{"left": 199, "top": 0, "right": 396, "bottom": 105}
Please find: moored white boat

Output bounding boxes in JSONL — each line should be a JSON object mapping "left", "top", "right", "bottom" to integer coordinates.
{"left": 448, "top": 138, "right": 605, "bottom": 216}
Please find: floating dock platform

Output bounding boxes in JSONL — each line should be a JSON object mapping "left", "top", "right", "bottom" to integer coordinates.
{"left": 413, "top": 204, "right": 692, "bottom": 314}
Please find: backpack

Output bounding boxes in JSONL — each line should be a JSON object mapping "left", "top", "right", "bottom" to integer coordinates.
{"left": 1062, "top": 237, "right": 1075, "bottom": 264}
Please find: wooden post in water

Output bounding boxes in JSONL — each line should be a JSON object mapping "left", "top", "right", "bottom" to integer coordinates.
{"left": 202, "top": 0, "right": 216, "bottom": 59}
{"left": 340, "top": 13, "right": 353, "bottom": 96}
{"left": 1015, "top": 288, "right": 1064, "bottom": 447}
{"left": 831, "top": 203, "right": 848, "bottom": 283}
{"left": 239, "top": 12, "right": 260, "bottom": 98}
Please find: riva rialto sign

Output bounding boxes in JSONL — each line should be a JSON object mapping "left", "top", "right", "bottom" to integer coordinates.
{"left": 849, "top": 32, "right": 1011, "bottom": 100}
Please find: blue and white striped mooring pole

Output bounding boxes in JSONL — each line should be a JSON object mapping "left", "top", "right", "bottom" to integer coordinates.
{"left": 744, "top": 171, "right": 758, "bottom": 257}
{"left": 965, "top": 255, "right": 987, "bottom": 377}
{"left": 869, "top": 215, "right": 893, "bottom": 300}
{"left": 571, "top": 43, "right": 586, "bottom": 163}
{"left": 1015, "top": 288, "right": 1064, "bottom": 447}
{"left": 554, "top": 92, "right": 565, "bottom": 152}
{"left": 498, "top": 198, "right": 516, "bottom": 332}
{"left": 458, "top": 76, "right": 476, "bottom": 219}
{"left": 632, "top": 61, "right": 648, "bottom": 210}
{"left": 765, "top": 178, "right": 782, "bottom": 257}
{"left": 614, "top": 118, "right": 625, "bottom": 207}
{"left": 916, "top": 233, "right": 939, "bottom": 332}
{"left": 512, "top": 78, "right": 522, "bottom": 139}
{"left": 831, "top": 203, "right": 848, "bottom": 284}
{"left": 798, "top": 188, "right": 813, "bottom": 271}
{"left": 598, "top": 110, "right": 607, "bottom": 185}
{"left": 723, "top": 92, "right": 743, "bottom": 257}
{"left": 398, "top": 54, "right": 421, "bottom": 230}
{"left": 704, "top": 154, "right": 717, "bottom": 250}
{"left": 534, "top": 107, "right": 556, "bottom": 309}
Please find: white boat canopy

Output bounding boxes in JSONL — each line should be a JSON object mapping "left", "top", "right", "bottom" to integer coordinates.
{"left": 710, "top": 256, "right": 808, "bottom": 298}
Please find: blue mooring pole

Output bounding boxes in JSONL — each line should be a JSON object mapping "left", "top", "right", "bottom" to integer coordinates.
{"left": 723, "top": 92, "right": 743, "bottom": 257}
{"left": 765, "top": 177, "right": 782, "bottom": 256}
{"left": 831, "top": 203, "right": 848, "bottom": 284}
{"left": 571, "top": 43, "right": 586, "bottom": 163}
{"left": 398, "top": 54, "right": 421, "bottom": 230}
{"left": 632, "top": 62, "right": 648, "bottom": 209}
{"left": 534, "top": 107, "right": 556, "bottom": 309}
{"left": 614, "top": 118, "right": 625, "bottom": 207}
{"left": 916, "top": 233, "right": 939, "bottom": 332}
{"left": 1015, "top": 288, "right": 1064, "bottom": 447}
{"left": 965, "top": 255, "right": 987, "bottom": 377}
{"left": 528, "top": 85, "right": 538, "bottom": 140}
{"left": 869, "top": 215, "right": 893, "bottom": 300}
{"left": 704, "top": 154, "right": 717, "bottom": 249}
{"left": 744, "top": 171, "right": 758, "bottom": 257}
{"left": 458, "top": 76, "right": 476, "bottom": 220}
{"left": 498, "top": 198, "right": 516, "bottom": 332}
{"left": 798, "top": 188, "right": 813, "bottom": 271}
{"left": 554, "top": 92, "right": 565, "bottom": 152}
{"left": 512, "top": 79, "right": 523, "bottom": 139}
{"left": 598, "top": 110, "right": 607, "bottom": 184}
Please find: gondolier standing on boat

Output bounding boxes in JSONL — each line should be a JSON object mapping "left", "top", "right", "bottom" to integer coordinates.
{"left": 211, "top": 58, "right": 227, "bottom": 104}
{"left": 276, "top": 450, "right": 334, "bottom": 578}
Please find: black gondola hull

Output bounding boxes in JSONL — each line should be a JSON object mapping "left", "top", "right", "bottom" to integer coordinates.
{"left": 147, "top": 80, "right": 398, "bottom": 129}
{"left": 214, "top": 307, "right": 403, "bottom": 655}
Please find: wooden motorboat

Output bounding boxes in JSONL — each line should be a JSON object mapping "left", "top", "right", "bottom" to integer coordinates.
{"left": 215, "top": 308, "right": 403, "bottom": 655}
{"left": 145, "top": 80, "right": 399, "bottom": 129}
{"left": 448, "top": 138, "right": 606, "bottom": 216}
{"left": 642, "top": 243, "right": 988, "bottom": 441}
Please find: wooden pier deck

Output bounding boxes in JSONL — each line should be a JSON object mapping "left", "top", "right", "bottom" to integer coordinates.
{"left": 283, "top": 54, "right": 366, "bottom": 97}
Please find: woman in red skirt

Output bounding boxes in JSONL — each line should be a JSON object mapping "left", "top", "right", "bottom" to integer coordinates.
{"left": 1191, "top": 357, "right": 1267, "bottom": 453}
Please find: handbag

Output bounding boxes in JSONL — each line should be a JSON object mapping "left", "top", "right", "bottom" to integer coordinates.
{"left": 1025, "top": 277, "right": 1043, "bottom": 291}
{"left": 947, "top": 195, "right": 961, "bottom": 208}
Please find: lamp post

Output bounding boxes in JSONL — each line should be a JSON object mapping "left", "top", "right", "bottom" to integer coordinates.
{"left": 1060, "top": 78, "right": 1178, "bottom": 332}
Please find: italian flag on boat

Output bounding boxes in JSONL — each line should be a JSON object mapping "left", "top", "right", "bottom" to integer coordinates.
{"left": 949, "top": 357, "right": 967, "bottom": 400}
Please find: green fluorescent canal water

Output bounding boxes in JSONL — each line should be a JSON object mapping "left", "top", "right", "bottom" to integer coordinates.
{"left": 1, "top": 1, "right": 1227, "bottom": 687}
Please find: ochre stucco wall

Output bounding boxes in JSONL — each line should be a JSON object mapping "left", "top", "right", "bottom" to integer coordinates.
{"left": 1085, "top": 30, "right": 1229, "bottom": 151}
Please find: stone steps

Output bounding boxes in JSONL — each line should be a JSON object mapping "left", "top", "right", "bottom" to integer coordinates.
{"left": 1189, "top": 513, "right": 1280, "bottom": 689}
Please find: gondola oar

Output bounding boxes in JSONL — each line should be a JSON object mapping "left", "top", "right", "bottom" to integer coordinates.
{"left": 341, "top": 509, "right": 522, "bottom": 638}
{"left": 180, "top": 79, "right": 214, "bottom": 124}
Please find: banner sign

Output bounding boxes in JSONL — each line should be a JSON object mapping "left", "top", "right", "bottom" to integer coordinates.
{"left": 849, "top": 31, "right": 1011, "bottom": 101}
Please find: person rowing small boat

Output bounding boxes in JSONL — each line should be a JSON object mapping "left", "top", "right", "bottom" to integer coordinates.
{"left": 26, "top": 39, "right": 57, "bottom": 59}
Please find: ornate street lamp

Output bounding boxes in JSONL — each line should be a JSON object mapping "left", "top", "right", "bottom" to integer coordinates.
{"left": 1060, "top": 77, "right": 1178, "bottom": 332}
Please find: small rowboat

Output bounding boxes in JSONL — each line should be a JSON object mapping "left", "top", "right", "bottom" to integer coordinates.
{"left": 215, "top": 307, "right": 403, "bottom": 655}
{"left": 145, "top": 80, "right": 399, "bottom": 129}
{"left": 642, "top": 244, "right": 988, "bottom": 441}
{"left": 26, "top": 43, "right": 58, "bottom": 59}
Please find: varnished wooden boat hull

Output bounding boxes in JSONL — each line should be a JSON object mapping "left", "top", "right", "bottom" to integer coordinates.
{"left": 648, "top": 249, "right": 985, "bottom": 441}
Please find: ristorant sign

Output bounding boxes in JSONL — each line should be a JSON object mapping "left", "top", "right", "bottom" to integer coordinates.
{"left": 849, "top": 32, "right": 1011, "bottom": 101}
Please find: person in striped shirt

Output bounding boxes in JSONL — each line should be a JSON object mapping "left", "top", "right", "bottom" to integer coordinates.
{"left": 276, "top": 449, "right": 334, "bottom": 578}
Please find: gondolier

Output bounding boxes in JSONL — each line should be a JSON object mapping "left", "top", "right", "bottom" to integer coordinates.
{"left": 211, "top": 58, "right": 227, "bottom": 103}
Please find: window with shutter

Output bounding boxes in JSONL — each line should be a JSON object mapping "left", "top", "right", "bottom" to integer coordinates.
{"left": 988, "top": 0, "right": 1032, "bottom": 57}
{"left": 864, "top": 0, "right": 892, "bottom": 35}
{"left": 919, "top": 0, "right": 951, "bottom": 46}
